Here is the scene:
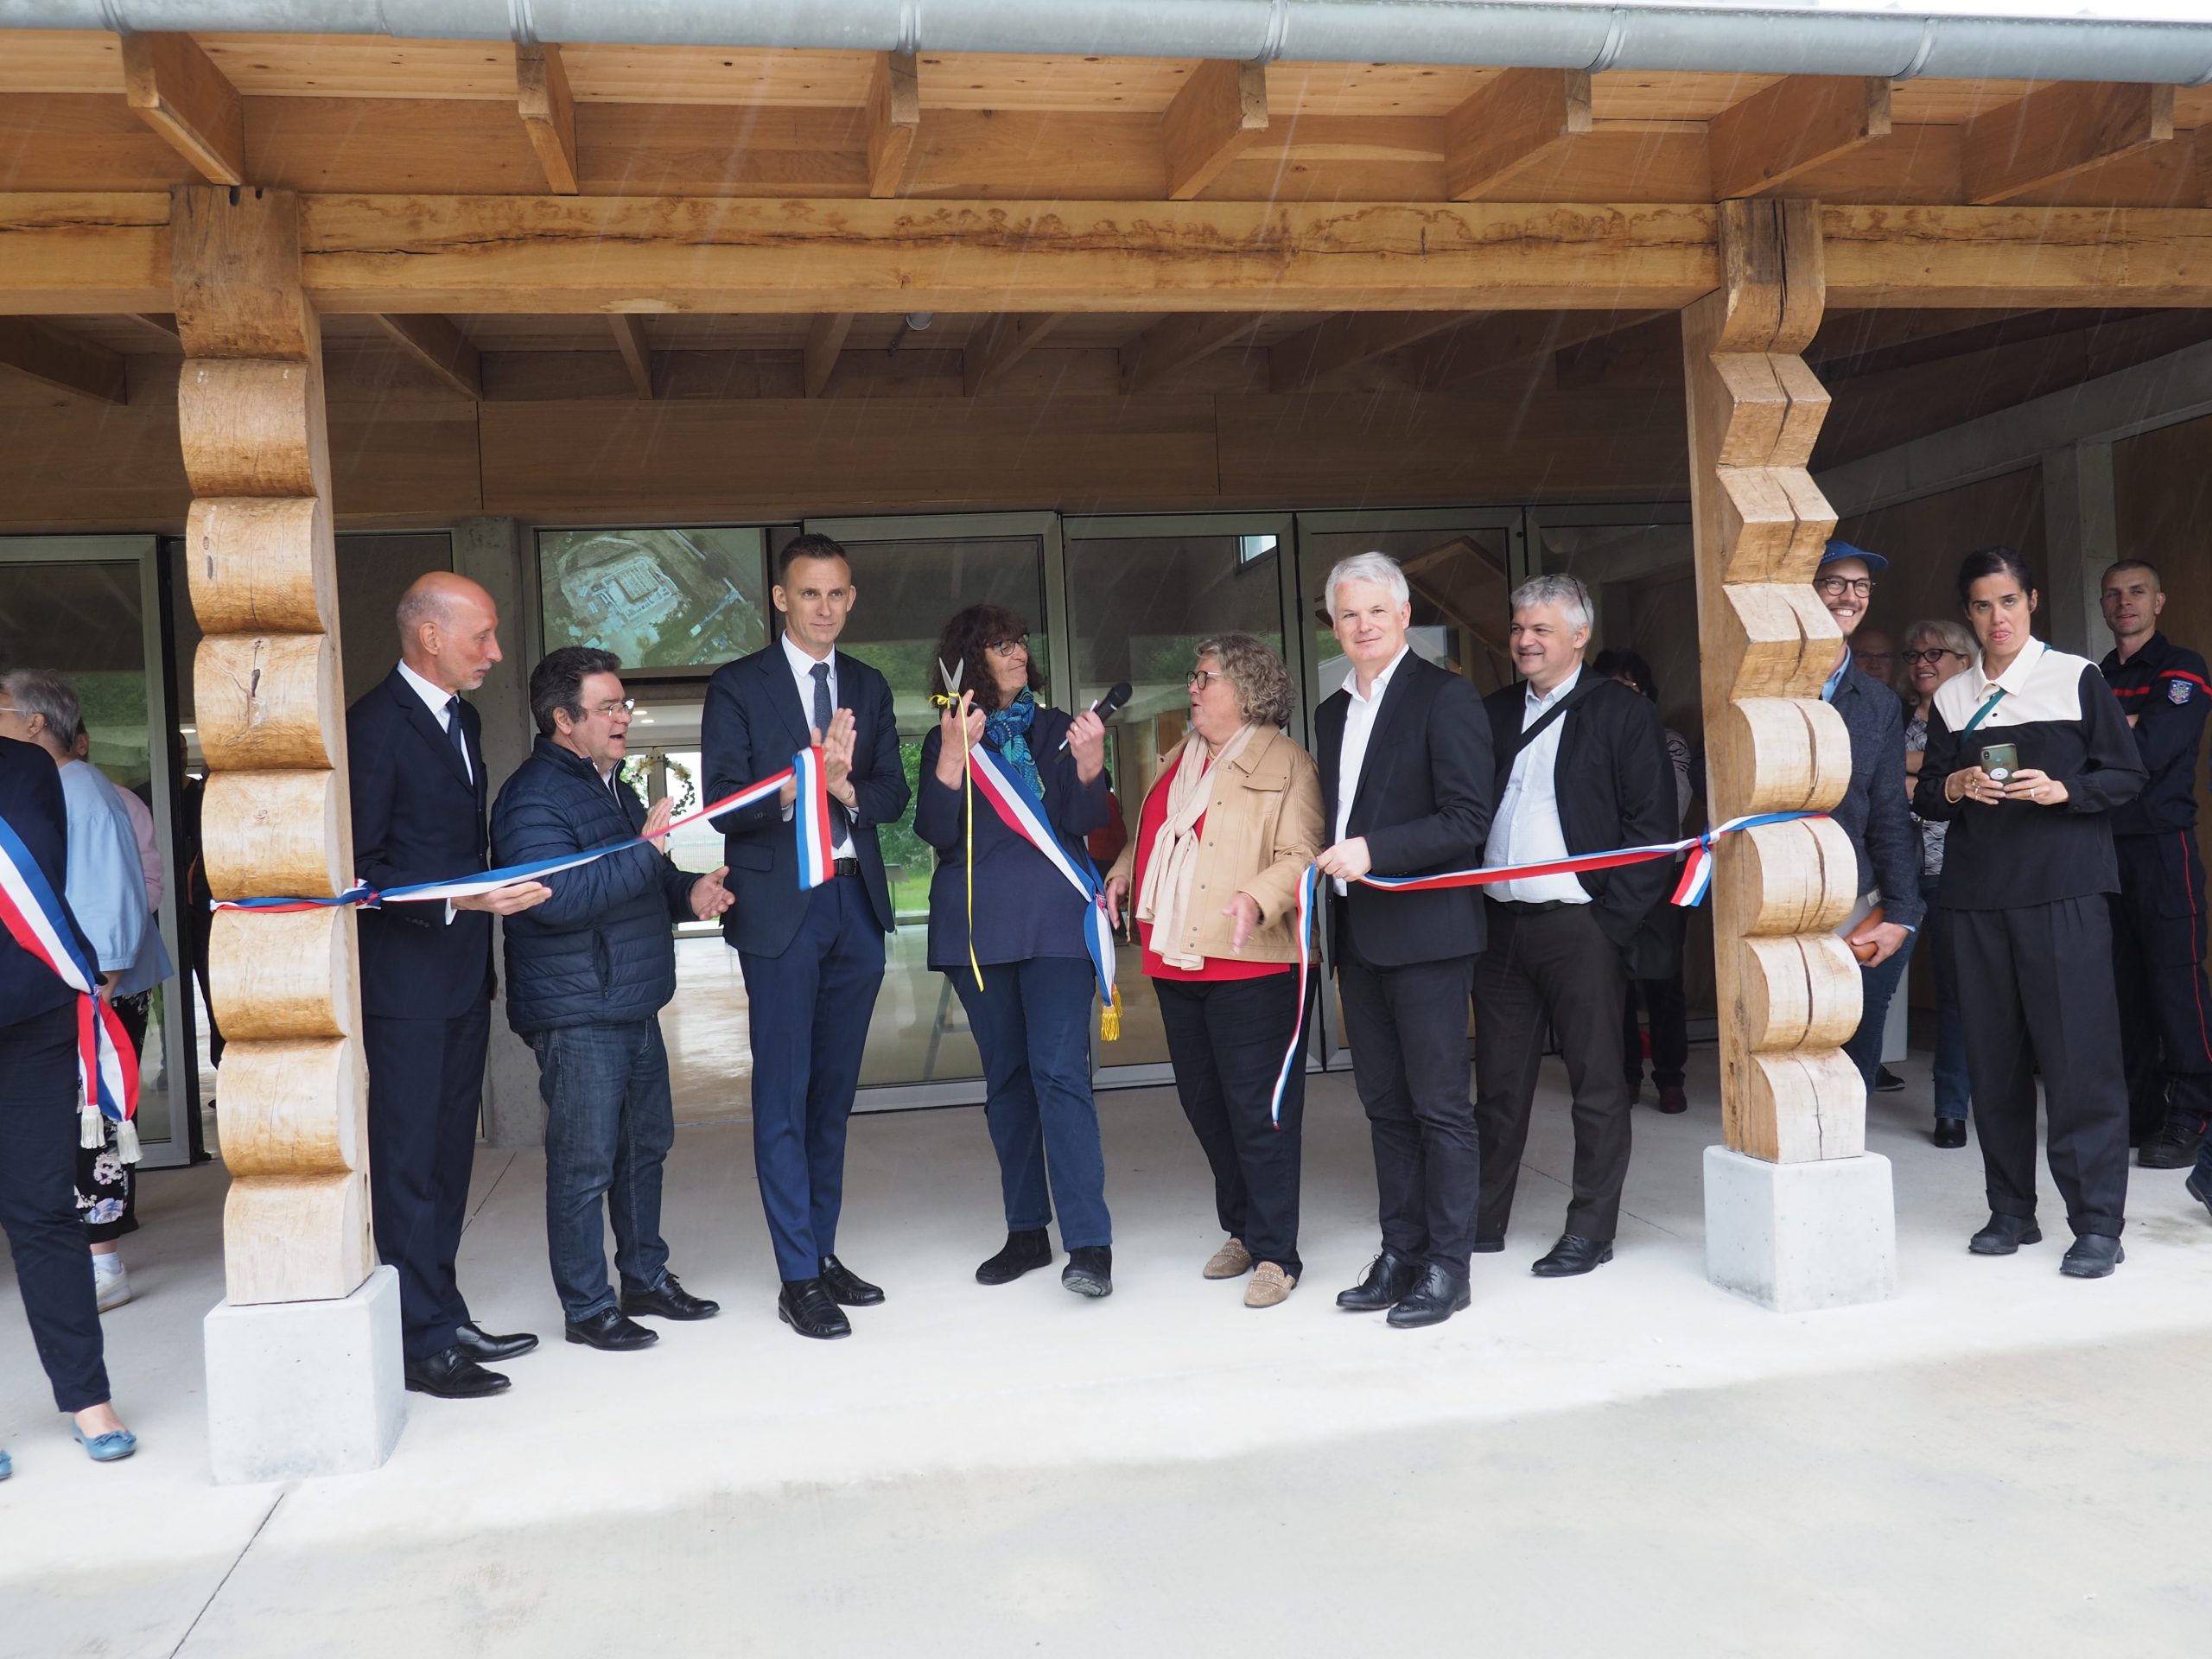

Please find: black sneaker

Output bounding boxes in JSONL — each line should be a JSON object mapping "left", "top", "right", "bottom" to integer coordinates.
{"left": 1062, "top": 1245, "right": 1113, "bottom": 1298}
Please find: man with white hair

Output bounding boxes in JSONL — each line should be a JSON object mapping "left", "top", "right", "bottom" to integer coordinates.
{"left": 1314, "top": 551, "right": 1494, "bottom": 1328}
{"left": 1471, "top": 575, "right": 1675, "bottom": 1277}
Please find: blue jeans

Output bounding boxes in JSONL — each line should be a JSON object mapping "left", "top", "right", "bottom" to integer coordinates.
{"left": 528, "top": 1019, "right": 675, "bottom": 1322}
{"left": 1923, "top": 873, "right": 1971, "bottom": 1121}
{"left": 953, "top": 956, "right": 1112, "bottom": 1249}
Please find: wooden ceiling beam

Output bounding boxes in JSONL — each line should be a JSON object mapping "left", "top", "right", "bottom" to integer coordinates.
{"left": 1814, "top": 306, "right": 2158, "bottom": 385}
{"left": 1117, "top": 312, "right": 1262, "bottom": 393}
{"left": 866, "top": 51, "right": 921, "bottom": 199}
{"left": 609, "top": 313, "right": 654, "bottom": 397}
{"left": 1444, "top": 68, "right": 1592, "bottom": 200}
{"left": 1709, "top": 76, "right": 1891, "bottom": 200}
{"left": 964, "top": 313, "right": 1069, "bottom": 396}
{"left": 120, "top": 32, "right": 244, "bottom": 186}
{"left": 1162, "top": 60, "right": 1268, "bottom": 200}
{"left": 517, "top": 42, "right": 579, "bottom": 195}
{"left": 368, "top": 312, "right": 482, "bottom": 399}
{"left": 124, "top": 312, "right": 182, "bottom": 347}
{"left": 803, "top": 311, "right": 855, "bottom": 397}
{"left": 0, "top": 317, "right": 128, "bottom": 405}
{"left": 1269, "top": 311, "right": 1467, "bottom": 391}
{"left": 1429, "top": 310, "right": 1669, "bottom": 388}
{"left": 1961, "top": 81, "right": 2175, "bottom": 207}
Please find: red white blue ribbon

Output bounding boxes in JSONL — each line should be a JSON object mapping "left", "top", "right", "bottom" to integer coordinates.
{"left": 0, "top": 812, "right": 140, "bottom": 1154}
{"left": 214, "top": 747, "right": 833, "bottom": 913}
{"left": 963, "top": 743, "right": 1119, "bottom": 1017}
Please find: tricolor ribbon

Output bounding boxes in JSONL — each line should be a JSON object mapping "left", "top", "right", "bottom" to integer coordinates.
{"left": 0, "top": 812, "right": 141, "bottom": 1159}
{"left": 214, "top": 747, "right": 833, "bottom": 913}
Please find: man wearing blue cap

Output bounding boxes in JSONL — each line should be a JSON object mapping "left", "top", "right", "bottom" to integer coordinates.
{"left": 1816, "top": 542, "right": 1924, "bottom": 1099}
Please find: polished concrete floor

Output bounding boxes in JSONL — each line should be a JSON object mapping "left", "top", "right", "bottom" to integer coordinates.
{"left": 4, "top": 1048, "right": 2209, "bottom": 1657}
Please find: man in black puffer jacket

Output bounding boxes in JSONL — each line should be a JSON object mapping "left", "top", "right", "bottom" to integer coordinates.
{"left": 493, "top": 648, "right": 734, "bottom": 1352}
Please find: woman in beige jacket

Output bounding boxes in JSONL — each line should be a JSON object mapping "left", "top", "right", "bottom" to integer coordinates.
{"left": 1103, "top": 633, "right": 1325, "bottom": 1307}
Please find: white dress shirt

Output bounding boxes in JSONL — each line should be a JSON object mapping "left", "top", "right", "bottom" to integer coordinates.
{"left": 396, "top": 658, "right": 470, "bottom": 783}
{"left": 781, "top": 632, "right": 855, "bottom": 858}
{"left": 1484, "top": 665, "right": 1591, "bottom": 906}
{"left": 1332, "top": 645, "right": 1410, "bottom": 895}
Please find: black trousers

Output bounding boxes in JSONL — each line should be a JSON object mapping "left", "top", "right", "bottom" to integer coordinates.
{"left": 365, "top": 1002, "right": 492, "bottom": 1360}
{"left": 2110, "top": 831, "right": 2212, "bottom": 1139}
{"left": 1334, "top": 904, "right": 1479, "bottom": 1276}
{"left": 0, "top": 1004, "right": 110, "bottom": 1412}
{"left": 1622, "top": 976, "right": 1688, "bottom": 1090}
{"left": 1946, "top": 897, "right": 2130, "bottom": 1237}
{"left": 1155, "top": 971, "right": 1309, "bottom": 1277}
{"left": 1474, "top": 902, "right": 1632, "bottom": 1242}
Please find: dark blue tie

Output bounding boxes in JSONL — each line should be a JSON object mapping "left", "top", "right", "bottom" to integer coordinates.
{"left": 443, "top": 695, "right": 470, "bottom": 780}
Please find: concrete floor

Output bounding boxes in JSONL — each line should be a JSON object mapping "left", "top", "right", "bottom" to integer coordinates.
{"left": 4, "top": 1047, "right": 2210, "bottom": 1657}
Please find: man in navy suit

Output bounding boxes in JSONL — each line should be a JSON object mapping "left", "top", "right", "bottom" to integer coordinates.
{"left": 702, "top": 534, "right": 910, "bottom": 1339}
{"left": 348, "top": 572, "right": 551, "bottom": 1399}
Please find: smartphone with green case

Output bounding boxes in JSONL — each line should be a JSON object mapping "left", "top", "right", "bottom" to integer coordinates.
{"left": 1979, "top": 741, "right": 2018, "bottom": 783}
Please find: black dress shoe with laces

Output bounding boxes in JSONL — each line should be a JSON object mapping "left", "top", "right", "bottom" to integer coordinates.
{"left": 565, "top": 1306, "right": 658, "bottom": 1351}
{"left": 1386, "top": 1263, "right": 1471, "bottom": 1329}
{"left": 2060, "top": 1235, "right": 2125, "bottom": 1278}
{"left": 1471, "top": 1236, "right": 1505, "bottom": 1255}
{"left": 778, "top": 1278, "right": 852, "bottom": 1339}
{"left": 1933, "top": 1118, "right": 1968, "bottom": 1149}
{"left": 404, "top": 1346, "right": 511, "bottom": 1399}
{"left": 1062, "top": 1245, "right": 1113, "bottom": 1298}
{"left": 1337, "top": 1248, "right": 1420, "bottom": 1311}
{"left": 453, "top": 1321, "right": 538, "bottom": 1363}
{"left": 1531, "top": 1234, "right": 1613, "bottom": 1277}
{"left": 820, "top": 1255, "right": 885, "bottom": 1306}
{"left": 1968, "top": 1213, "right": 2043, "bottom": 1255}
{"left": 976, "top": 1229, "right": 1053, "bottom": 1285}
{"left": 622, "top": 1274, "right": 720, "bottom": 1321}
{"left": 2139, "top": 1116, "right": 2207, "bottom": 1170}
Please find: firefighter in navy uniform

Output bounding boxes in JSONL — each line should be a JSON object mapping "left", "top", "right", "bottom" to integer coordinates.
{"left": 2098, "top": 558, "right": 2212, "bottom": 1169}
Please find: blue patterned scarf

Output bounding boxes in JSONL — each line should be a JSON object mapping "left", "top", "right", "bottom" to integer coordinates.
{"left": 983, "top": 689, "right": 1046, "bottom": 802}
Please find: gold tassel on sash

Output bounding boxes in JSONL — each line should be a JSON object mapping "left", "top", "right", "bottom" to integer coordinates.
{"left": 1099, "top": 982, "right": 1122, "bottom": 1042}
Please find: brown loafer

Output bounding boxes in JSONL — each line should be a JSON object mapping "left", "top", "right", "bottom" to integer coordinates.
{"left": 1243, "top": 1262, "right": 1297, "bottom": 1308}
{"left": 1202, "top": 1236, "right": 1253, "bottom": 1280}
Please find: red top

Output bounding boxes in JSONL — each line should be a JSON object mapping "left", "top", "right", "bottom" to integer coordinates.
{"left": 1132, "top": 758, "right": 1291, "bottom": 982}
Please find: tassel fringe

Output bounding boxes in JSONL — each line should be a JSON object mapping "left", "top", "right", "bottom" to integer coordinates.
{"left": 79, "top": 1098, "right": 104, "bottom": 1150}
{"left": 1099, "top": 982, "right": 1122, "bottom": 1042}
{"left": 115, "top": 1116, "right": 141, "bottom": 1166}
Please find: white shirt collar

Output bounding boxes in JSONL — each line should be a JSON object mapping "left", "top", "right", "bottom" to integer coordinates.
{"left": 1524, "top": 664, "right": 1582, "bottom": 711}
{"left": 397, "top": 659, "right": 454, "bottom": 722}
{"left": 782, "top": 632, "right": 835, "bottom": 679}
{"left": 1344, "top": 644, "right": 1411, "bottom": 707}
{"left": 1977, "top": 634, "right": 2047, "bottom": 697}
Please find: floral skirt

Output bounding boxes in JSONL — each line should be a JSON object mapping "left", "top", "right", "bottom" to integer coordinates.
{"left": 77, "top": 990, "right": 147, "bottom": 1243}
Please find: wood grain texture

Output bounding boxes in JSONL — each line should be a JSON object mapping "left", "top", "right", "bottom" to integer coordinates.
{"left": 207, "top": 908, "right": 358, "bottom": 1043}
{"left": 1162, "top": 59, "right": 1268, "bottom": 201}
{"left": 1961, "top": 81, "right": 2175, "bottom": 207}
{"left": 1443, "top": 67, "right": 1592, "bottom": 200}
{"left": 200, "top": 767, "right": 353, "bottom": 900}
{"left": 1709, "top": 76, "right": 1889, "bottom": 201}
{"left": 177, "top": 356, "right": 327, "bottom": 497}
{"left": 516, "top": 42, "right": 579, "bottom": 195}
{"left": 865, "top": 50, "right": 921, "bottom": 199}
{"left": 214, "top": 1038, "right": 365, "bottom": 1175}
{"left": 121, "top": 32, "right": 245, "bottom": 187}
{"left": 369, "top": 313, "right": 481, "bottom": 400}
{"left": 193, "top": 632, "right": 345, "bottom": 771}
{"left": 186, "top": 496, "right": 338, "bottom": 645}
{"left": 223, "top": 1172, "right": 375, "bottom": 1306}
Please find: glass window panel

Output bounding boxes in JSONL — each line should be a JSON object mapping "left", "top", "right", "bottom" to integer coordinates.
{"left": 539, "top": 527, "right": 767, "bottom": 671}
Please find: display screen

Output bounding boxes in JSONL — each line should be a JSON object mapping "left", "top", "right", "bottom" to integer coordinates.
{"left": 538, "top": 527, "right": 767, "bottom": 671}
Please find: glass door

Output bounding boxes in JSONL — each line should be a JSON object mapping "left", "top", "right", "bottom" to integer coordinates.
{"left": 0, "top": 537, "right": 194, "bottom": 1167}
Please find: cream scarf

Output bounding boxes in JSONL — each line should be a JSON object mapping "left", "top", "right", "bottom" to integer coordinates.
{"left": 1137, "top": 723, "right": 1259, "bottom": 969}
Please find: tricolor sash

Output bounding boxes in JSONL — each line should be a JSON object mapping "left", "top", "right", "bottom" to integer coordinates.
{"left": 0, "top": 812, "right": 140, "bottom": 1158}
{"left": 963, "top": 743, "right": 1120, "bottom": 1029}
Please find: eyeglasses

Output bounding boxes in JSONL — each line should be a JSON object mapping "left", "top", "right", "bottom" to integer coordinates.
{"left": 589, "top": 698, "right": 635, "bottom": 719}
{"left": 1815, "top": 575, "right": 1874, "bottom": 598}
{"left": 1187, "top": 669, "right": 1224, "bottom": 691}
{"left": 1901, "top": 648, "right": 1962, "bottom": 666}
{"left": 987, "top": 637, "right": 1028, "bottom": 659}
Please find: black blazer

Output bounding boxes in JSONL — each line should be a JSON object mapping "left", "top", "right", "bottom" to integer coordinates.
{"left": 701, "top": 644, "right": 910, "bottom": 957}
{"left": 1314, "top": 651, "right": 1495, "bottom": 968}
{"left": 0, "top": 734, "right": 95, "bottom": 1027}
{"left": 346, "top": 667, "right": 495, "bottom": 1021}
{"left": 1483, "top": 674, "right": 1676, "bottom": 951}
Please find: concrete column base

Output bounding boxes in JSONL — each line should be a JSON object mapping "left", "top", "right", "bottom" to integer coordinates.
{"left": 1704, "top": 1146, "right": 1898, "bottom": 1313}
{"left": 204, "top": 1263, "right": 407, "bottom": 1484}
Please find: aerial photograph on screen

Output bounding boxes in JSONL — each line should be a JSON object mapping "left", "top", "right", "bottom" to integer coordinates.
{"left": 540, "top": 528, "right": 766, "bottom": 669}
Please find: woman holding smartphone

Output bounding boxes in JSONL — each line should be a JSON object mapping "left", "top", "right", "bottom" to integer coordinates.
{"left": 1914, "top": 546, "right": 2145, "bottom": 1277}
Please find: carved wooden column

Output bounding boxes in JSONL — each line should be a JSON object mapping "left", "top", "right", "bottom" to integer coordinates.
{"left": 176, "top": 186, "right": 400, "bottom": 1479}
{"left": 1681, "top": 199, "right": 1897, "bottom": 1308}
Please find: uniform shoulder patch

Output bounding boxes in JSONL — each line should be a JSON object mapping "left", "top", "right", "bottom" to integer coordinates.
{"left": 2171, "top": 677, "right": 2194, "bottom": 704}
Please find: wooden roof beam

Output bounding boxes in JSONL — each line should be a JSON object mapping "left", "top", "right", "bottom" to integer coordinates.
{"left": 1962, "top": 81, "right": 2175, "bottom": 207}
{"left": 609, "top": 314, "right": 654, "bottom": 398}
{"left": 964, "top": 314, "right": 1068, "bottom": 396}
{"left": 1269, "top": 311, "right": 1468, "bottom": 392}
{"left": 1117, "top": 312, "right": 1262, "bottom": 393}
{"left": 517, "top": 42, "right": 579, "bottom": 195}
{"left": 369, "top": 312, "right": 482, "bottom": 400}
{"left": 804, "top": 311, "right": 855, "bottom": 397}
{"left": 1162, "top": 60, "right": 1268, "bottom": 201}
{"left": 1431, "top": 310, "right": 1669, "bottom": 387}
{"left": 0, "top": 317, "right": 128, "bottom": 405}
{"left": 124, "top": 313, "right": 181, "bottom": 347}
{"left": 1709, "top": 76, "right": 1891, "bottom": 200}
{"left": 121, "top": 32, "right": 244, "bottom": 186}
{"left": 866, "top": 51, "right": 921, "bottom": 199}
{"left": 1444, "top": 68, "right": 1592, "bottom": 200}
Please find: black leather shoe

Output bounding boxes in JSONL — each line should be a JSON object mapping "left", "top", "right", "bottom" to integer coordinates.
{"left": 1531, "top": 1234, "right": 1613, "bottom": 1277}
{"left": 1337, "top": 1249, "right": 1420, "bottom": 1311}
{"left": 1874, "top": 1066, "right": 1904, "bottom": 1094}
{"left": 1386, "top": 1263, "right": 1471, "bottom": 1328}
{"left": 1968, "top": 1213, "right": 2043, "bottom": 1255}
{"left": 2188, "top": 1166, "right": 2212, "bottom": 1224}
{"left": 1471, "top": 1236, "right": 1505, "bottom": 1255}
{"left": 820, "top": 1255, "right": 885, "bottom": 1306}
{"left": 1933, "top": 1118, "right": 1968, "bottom": 1149}
{"left": 565, "top": 1306, "right": 658, "bottom": 1351}
{"left": 453, "top": 1321, "right": 538, "bottom": 1363}
{"left": 2139, "top": 1117, "right": 2207, "bottom": 1170}
{"left": 976, "top": 1229, "right": 1053, "bottom": 1285}
{"left": 404, "top": 1346, "right": 511, "bottom": 1399}
{"left": 621, "top": 1274, "right": 720, "bottom": 1321}
{"left": 2060, "top": 1235, "right": 2125, "bottom": 1278}
{"left": 1062, "top": 1245, "right": 1113, "bottom": 1298}
{"left": 778, "top": 1278, "right": 851, "bottom": 1340}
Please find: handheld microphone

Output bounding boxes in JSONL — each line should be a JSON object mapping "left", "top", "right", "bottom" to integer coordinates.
{"left": 1058, "top": 680, "right": 1133, "bottom": 751}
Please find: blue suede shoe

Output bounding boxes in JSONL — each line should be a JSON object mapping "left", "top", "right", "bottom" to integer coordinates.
{"left": 73, "top": 1426, "right": 137, "bottom": 1463}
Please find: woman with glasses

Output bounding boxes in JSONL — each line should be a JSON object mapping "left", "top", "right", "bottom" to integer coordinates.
{"left": 1899, "top": 620, "right": 1979, "bottom": 1147}
{"left": 915, "top": 605, "right": 1116, "bottom": 1296}
{"left": 1102, "top": 636, "right": 1323, "bottom": 1308}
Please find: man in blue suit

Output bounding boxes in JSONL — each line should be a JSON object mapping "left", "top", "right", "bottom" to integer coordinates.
{"left": 702, "top": 534, "right": 910, "bottom": 1339}
{"left": 348, "top": 572, "right": 551, "bottom": 1399}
